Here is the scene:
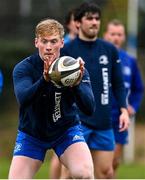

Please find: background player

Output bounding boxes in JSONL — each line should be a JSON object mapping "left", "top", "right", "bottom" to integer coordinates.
{"left": 0, "top": 69, "right": 3, "bottom": 93}
{"left": 61, "top": 2, "right": 130, "bottom": 179}
{"left": 64, "top": 8, "right": 78, "bottom": 44}
{"left": 103, "top": 19, "right": 144, "bottom": 177}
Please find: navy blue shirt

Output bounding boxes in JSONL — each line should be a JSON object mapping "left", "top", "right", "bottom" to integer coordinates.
{"left": 13, "top": 53, "right": 95, "bottom": 141}
{"left": 61, "top": 37, "right": 127, "bottom": 130}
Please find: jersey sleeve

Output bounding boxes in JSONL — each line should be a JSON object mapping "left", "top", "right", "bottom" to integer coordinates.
{"left": 111, "top": 47, "right": 127, "bottom": 109}
{"left": 13, "top": 62, "right": 51, "bottom": 106}
{"left": 0, "top": 70, "right": 3, "bottom": 93}
{"left": 71, "top": 69, "right": 96, "bottom": 116}
{"left": 129, "top": 57, "right": 144, "bottom": 112}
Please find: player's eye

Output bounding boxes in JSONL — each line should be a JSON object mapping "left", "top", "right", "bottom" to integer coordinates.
{"left": 86, "top": 16, "right": 100, "bottom": 21}
{"left": 50, "top": 39, "right": 58, "bottom": 44}
{"left": 41, "top": 39, "right": 48, "bottom": 44}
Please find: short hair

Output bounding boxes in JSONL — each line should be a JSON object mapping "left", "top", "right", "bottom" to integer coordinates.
{"left": 74, "top": 2, "right": 101, "bottom": 22}
{"left": 105, "top": 19, "right": 125, "bottom": 32}
{"left": 65, "top": 9, "right": 76, "bottom": 26}
{"left": 107, "top": 19, "right": 124, "bottom": 27}
{"left": 35, "top": 18, "right": 64, "bottom": 38}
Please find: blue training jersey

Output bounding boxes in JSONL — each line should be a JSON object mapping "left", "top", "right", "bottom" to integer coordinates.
{"left": 112, "top": 49, "right": 144, "bottom": 120}
{"left": 64, "top": 34, "right": 71, "bottom": 44}
{"left": 0, "top": 70, "right": 3, "bottom": 93}
{"left": 61, "top": 37, "right": 127, "bottom": 130}
{"left": 13, "top": 53, "right": 95, "bottom": 141}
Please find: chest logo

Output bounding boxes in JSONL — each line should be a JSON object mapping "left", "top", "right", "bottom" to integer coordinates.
{"left": 53, "top": 92, "right": 62, "bottom": 122}
{"left": 99, "top": 55, "right": 108, "bottom": 65}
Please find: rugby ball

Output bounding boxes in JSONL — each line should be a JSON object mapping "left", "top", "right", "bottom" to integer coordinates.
{"left": 49, "top": 56, "right": 81, "bottom": 87}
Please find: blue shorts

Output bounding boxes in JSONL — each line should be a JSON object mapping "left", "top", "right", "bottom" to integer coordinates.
{"left": 81, "top": 124, "right": 115, "bottom": 151}
{"left": 112, "top": 120, "right": 128, "bottom": 145}
{"left": 13, "top": 125, "right": 85, "bottom": 161}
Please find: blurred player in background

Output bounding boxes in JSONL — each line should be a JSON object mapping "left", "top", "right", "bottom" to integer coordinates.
{"left": 103, "top": 19, "right": 144, "bottom": 177}
{"left": 0, "top": 69, "right": 3, "bottom": 93}
{"left": 64, "top": 8, "right": 78, "bottom": 44}
{"left": 61, "top": 2, "right": 130, "bottom": 179}
{"left": 8, "top": 18, "right": 95, "bottom": 179}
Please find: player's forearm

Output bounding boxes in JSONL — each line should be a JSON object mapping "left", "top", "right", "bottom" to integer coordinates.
{"left": 14, "top": 76, "right": 51, "bottom": 106}
{"left": 72, "top": 82, "right": 95, "bottom": 116}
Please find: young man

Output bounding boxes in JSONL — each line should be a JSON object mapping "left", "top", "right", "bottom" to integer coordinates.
{"left": 8, "top": 18, "right": 95, "bottom": 179}
{"left": 61, "top": 2, "right": 130, "bottom": 179}
{"left": 104, "top": 19, "right": 144, "bottom": 177}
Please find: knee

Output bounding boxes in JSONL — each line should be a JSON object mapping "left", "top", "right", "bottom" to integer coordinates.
{"left": 105, "top": 167, "right": 114, "bottom": 179}
{"left": 95, "top": 166, "right": 114, "bottom": 179}
{"left": 70, "top": 163, "right": 94, "bottom": 179}
{"left": 103, "top": 166, "right": 114, "bottom": 179}
{"left": 113, "top": 157, "right": 121, "bottom": 171}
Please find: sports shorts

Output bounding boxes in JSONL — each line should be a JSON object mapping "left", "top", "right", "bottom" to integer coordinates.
{"left": 13, "top": 125, "right": 85, "bottom": 161}
{"left": 81, "top": 124, "right": 115, "bottom": 151}
{"left": 112, "top": 119, "right": 128, "bottom": 145}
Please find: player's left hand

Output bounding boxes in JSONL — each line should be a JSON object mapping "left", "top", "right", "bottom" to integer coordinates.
{"left": 43, "top": 55, "right": 55, "bottom": 82}
{"left": 119, "top": 108, "right": 130, "bottom": 132}
{"left": 71, "top": 57, "right": 85, "bottom": 87}
{"left": 127, "top": 105, "right": 135, "bottom": 116}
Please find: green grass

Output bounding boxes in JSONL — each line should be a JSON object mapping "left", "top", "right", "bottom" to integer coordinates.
{"left": 0, "top": 158, "right": 145, "bottom": 179}
{"left": 117, "top": 163, "right": 145, "bottom": 179}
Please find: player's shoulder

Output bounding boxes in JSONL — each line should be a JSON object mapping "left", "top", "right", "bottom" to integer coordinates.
{"left": 119, "top": 49, "right": 137, "bottom": 63}
{"left": 13, "top": 53, "right": 38, "bottom": 73}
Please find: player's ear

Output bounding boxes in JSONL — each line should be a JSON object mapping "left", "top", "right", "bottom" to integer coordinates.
{"left": 35, "top": 38, "right": 38, "bottom": 48}
{"left": 75, "top": 21, "right": 80, "bottom": 29}
{"left": 60, "top": 38, "right": 64, "bottom": 48}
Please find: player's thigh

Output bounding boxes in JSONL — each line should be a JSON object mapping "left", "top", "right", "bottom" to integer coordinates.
{"left": 49, "top": 153, "right": 62, "bottom": 179}
{"left": 9, "top": 156, "right": 42, "bottom": 179}
{"left": 60, "top": 142, "right": 93, "bottom": 171}
{"left": 91, "top": 150, "right": 114, "bottom": 170}
{"left": 60, "top": 164, "right": 70, "bottom": 179}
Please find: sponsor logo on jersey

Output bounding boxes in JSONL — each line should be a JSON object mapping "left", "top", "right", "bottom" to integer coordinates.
{"left": 72, "top": 135, "right": 84, "bottom": 141}
{"left": 101, "top": 68, "right": 109, "bottom": 105}
{"left": 116, "top": 59, "right": 121, "bottom": 63}
{"left": 14, "top": 143, "right": 22, "bottom": 153}
{"left": 53, "top": 92, "right": 61, "bottom": 122}
{"left": 82, "top": 77, "right": 90, "bottom": 83}
{"left": 99, "top": 55, "right": 108, "bottom": 65}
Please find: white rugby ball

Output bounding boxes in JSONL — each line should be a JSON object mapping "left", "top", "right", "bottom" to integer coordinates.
{"left": 49, "top": 56, "right": 81, "bottom": 87}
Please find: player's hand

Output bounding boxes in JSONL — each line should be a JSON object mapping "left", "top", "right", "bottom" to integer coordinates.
{"left": 43, "top": 55, "right": 55, "bottom": 82}
{"left": 119, "top": 108, "right": 130, "bottom": 132}
{"left": 71, "top": 57, "right": 85, "bottom": 86}
{"left": 127, "top": 105, "right": 135, "bottom": 116}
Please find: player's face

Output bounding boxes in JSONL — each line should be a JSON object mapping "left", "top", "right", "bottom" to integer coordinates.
{"left": 35, "top": 34, "right": 64, "bottom": 62}
{"left": 104, "top": 24, "right": 125, "bottom": 49}
{"left": 68, "top": 15, "right": 78, "bottom": 35}
{"left": 77, "top": 12, "right": 100, "bottom": 41}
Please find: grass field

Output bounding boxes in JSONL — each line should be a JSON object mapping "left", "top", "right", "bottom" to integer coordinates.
{"left": 0, "top": 158, "right": 145, "bottom": 179}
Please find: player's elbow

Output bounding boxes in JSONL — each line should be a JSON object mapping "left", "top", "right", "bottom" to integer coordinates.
{"left": 84, "top": 100, "right": 96, "bottom": 116}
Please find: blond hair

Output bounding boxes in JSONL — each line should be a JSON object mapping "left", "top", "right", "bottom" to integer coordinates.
{"left": 35, "top": 18, "right": 64, "bottom": 38}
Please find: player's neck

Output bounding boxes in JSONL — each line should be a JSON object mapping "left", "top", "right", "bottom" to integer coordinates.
{"left": 79, "top": 32, "right": 98, "bottom": 42}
